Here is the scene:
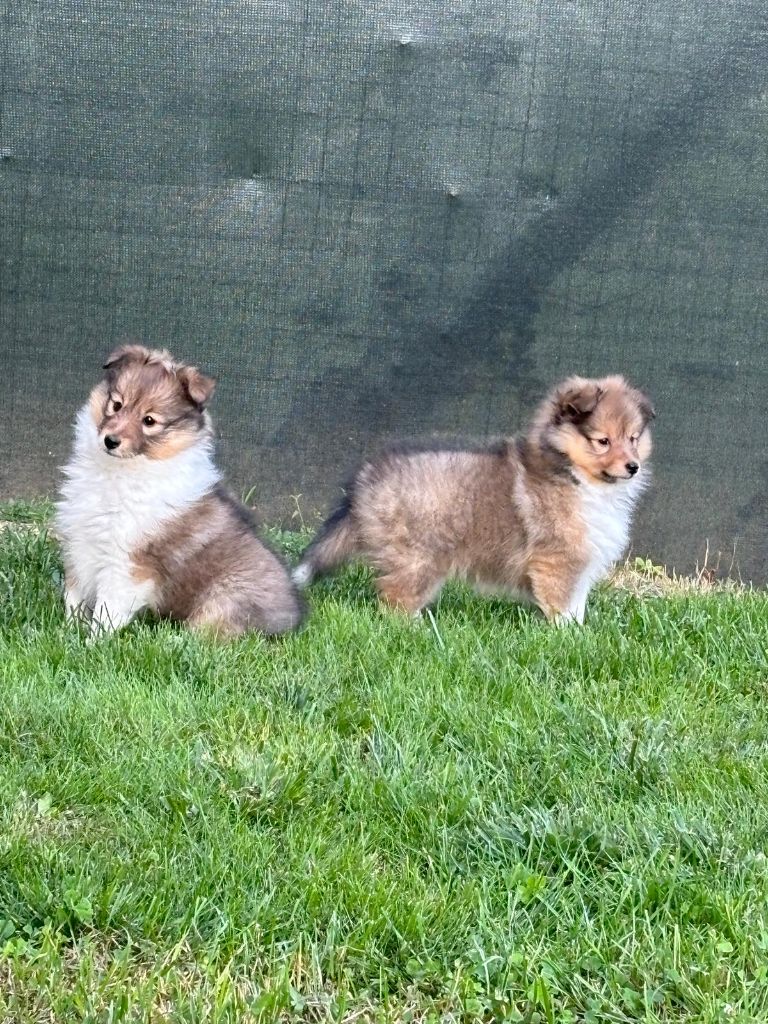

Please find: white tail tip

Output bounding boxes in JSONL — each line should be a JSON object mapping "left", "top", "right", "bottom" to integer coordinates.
{"left": 292, "top": 563, "right": 313, "bottom": 590}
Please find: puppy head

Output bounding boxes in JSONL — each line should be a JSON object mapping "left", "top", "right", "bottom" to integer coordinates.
{"left": 538, "top": 374, "right": 655, "bottom": 484}
{"left": 89, "top": 345, "right": 216, "bottom": 460}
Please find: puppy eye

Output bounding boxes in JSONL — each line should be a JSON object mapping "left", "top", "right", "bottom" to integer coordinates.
{"left": 596, "top": 437, "right": 610, "bottom": 447}
{"left": 630, "top": 434, "right": 638, "bottom": 444}
{"left": 110, "top": 400, "right": 122, "bottom": 412}
{"left": 142, "top": 415, "right": 156, "bottom": 427}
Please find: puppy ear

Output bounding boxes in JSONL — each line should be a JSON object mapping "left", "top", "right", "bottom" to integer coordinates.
{"left": 555, "top": 378, "right": 603, "bottom": 423}
{"left": 103, "top": 344, "right": 152, "bottom": 371}
{"left": 177, "top": 365, "right": 216, "bottom": 408}
{"left": 635, "top": 389, "right": 656, "bottom": 425}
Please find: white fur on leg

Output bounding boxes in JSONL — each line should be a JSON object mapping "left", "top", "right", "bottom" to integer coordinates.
{"left": 89, "top": 578, "right": 156, "bottom": 638}
{"left": 64, "top": 583, "right": 91, "bottom": 621}
{"left": 551, "top": 576, "right": 591, "bottom": 626}
{"left": 554, "top": 606, "right": 585, "bottom": 627}
{"left": 562, "top": 575, "right": 593, "bottom": 625}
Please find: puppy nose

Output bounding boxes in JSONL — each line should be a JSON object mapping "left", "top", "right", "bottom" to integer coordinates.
{"left": 626, "top": 461, "right": 639, "bottom": 476}
{"left": 104, "top": 435, "right": 121, "bottom": 451}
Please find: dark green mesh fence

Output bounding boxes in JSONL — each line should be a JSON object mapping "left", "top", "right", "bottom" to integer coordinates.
{"left": 1, "top": 1, "right": 766, "bottom": 579}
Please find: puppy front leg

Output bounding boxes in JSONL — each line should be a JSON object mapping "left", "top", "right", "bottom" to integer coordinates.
{"left": 63, "top": 574, "right": 92, "bottom": 621}
{"left": 90, "top": 601, "right": 135, "bottom": 637}
{"left": 89, "top": 579, "right": 155, "bottom": 638}
{"left": 528, "top": 555, "right": 589, "bottom": 625}
{"left": 557, "top": 573, "right": 595, "bottom": 625}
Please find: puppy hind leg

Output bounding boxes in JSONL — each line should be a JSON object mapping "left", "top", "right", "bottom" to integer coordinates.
{"left": 187, "top": 588, "right": 302, "bottom": 638}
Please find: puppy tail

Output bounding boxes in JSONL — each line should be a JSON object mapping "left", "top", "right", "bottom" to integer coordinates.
{"left": 293, "top": 497, "right": 358, "bottom": 589}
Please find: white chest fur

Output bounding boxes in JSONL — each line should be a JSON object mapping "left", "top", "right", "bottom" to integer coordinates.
{"left": 577, "top": 472, "right": 646, "bottom": 582}
{"left": 55, "top": 404, "right": 221, "bottom": 620}
{"left": 554, "top": 472, "right": 647, "bottom": 625}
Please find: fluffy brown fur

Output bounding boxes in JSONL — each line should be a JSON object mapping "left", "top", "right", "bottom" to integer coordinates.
{"left": 294, "top": 375, "right": 654, "bottom": 623}
{"left": 130, "top": 483, "right": 305, "bottom": 637}
{"left": 56, "top": 345, "right": 303, "bottom": 638}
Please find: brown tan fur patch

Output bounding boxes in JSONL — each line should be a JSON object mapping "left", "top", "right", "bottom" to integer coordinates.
{"left": 131, "top": 483, "right": 304, "bottom": 636}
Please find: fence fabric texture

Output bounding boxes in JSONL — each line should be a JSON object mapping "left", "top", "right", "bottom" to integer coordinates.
{"left": 1, "top": 1, "right": 766, "bottom": 580}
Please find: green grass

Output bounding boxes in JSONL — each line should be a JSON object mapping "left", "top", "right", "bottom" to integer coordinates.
{"left": 0, "top": 505, "right": 767, "bottom": 1022}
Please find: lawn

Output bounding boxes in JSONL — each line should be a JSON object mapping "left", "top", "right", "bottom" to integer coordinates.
{"left": 0, "top": 503, "right": 766, "bottom": 1023}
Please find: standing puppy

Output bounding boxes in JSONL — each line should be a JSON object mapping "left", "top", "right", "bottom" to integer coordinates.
{"left": 56, "top": 345, "right": 303, "bottom": 637}
{"left": 294, "top": 375, "right": 654, "bottom": 623}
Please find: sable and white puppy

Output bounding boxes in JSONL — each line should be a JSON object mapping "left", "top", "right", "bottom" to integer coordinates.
{"left": 56, "top": 345, "right": 303, "bottom": 637}
{"left": 294, "top": 375, "right": 655, "bottom": 623}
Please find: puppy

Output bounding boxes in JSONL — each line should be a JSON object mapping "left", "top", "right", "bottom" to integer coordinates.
{"left": 56, "top": 345, "right": 304, "bottom": 637}
{"left": 293, "top": 375, "right": 654, "bottom": 623}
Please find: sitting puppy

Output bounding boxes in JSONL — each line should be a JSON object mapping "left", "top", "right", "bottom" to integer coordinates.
{"left": 56, "top": 345, "right": 303, "bottom": 637}
{"left": 294, "top": 375, "right": 654, "bottom": 623}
